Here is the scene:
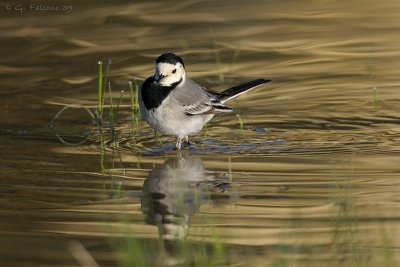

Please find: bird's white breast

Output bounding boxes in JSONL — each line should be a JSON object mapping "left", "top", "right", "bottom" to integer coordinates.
{"left": 140, "top": 88, "right": 213, "bottom": 137}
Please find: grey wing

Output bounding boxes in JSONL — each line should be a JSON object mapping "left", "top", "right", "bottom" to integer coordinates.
{"left": 173, "top": 79, "right": 233, "bottom": 116}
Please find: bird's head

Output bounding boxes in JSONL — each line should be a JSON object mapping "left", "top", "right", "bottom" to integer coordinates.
{"left": 154, "top": 53, "right": 186, "bottom": 86}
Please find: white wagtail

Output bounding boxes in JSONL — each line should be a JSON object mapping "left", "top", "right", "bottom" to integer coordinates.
{"left": 139, "top": 53, "right": 271, "bottom": 149}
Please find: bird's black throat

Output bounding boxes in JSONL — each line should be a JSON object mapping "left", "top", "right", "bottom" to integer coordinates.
{"left": 141, "top": 76, "right": 182, "bottom": 110}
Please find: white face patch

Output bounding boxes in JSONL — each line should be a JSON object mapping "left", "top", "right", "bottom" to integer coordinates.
{"left": 155, "top": 62, "right": 185, "bottom": 86}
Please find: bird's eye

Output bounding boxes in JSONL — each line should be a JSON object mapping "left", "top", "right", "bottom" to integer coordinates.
{"left": 172, "top": 69, "right": 177, "bottom": 74}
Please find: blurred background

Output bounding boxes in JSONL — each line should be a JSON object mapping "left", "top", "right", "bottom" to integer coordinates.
{"left": 1, "top": 0, "right": 400, "bottom": 266}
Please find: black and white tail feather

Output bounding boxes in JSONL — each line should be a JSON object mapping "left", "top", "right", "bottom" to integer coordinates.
{"left": 219, "top": 79, "right": 270, "bottom": 103}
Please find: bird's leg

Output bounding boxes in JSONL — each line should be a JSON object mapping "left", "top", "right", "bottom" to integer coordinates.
{"left": 183, "top": 136, "right": 190, "bottom": 146}
{"left": 176, "top": 137, "right": 184, "bottom": 150}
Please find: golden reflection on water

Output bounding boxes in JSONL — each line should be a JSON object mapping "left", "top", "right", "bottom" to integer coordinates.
{"left": 1, "top": 0, "right": 400, "bottom": 266}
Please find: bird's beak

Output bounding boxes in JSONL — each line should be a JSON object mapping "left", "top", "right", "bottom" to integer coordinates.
{"left": 155, "top": 73, "right": 165, "bottom": 82}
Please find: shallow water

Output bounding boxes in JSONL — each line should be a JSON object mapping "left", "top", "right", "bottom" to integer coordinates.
{"left": 1, "top": 0, "right": 400, "bottom": 266}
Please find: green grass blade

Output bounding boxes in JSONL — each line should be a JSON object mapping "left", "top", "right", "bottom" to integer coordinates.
{"left": 97, "top": 61, "right": 103, "bottom": 119}
{"left": 236, "top": 113, "right": 244, "bottom": 131}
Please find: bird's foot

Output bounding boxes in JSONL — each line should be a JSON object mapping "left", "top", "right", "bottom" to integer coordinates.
{"left": 176, "top": 136, "right": 191, "bottom": 150}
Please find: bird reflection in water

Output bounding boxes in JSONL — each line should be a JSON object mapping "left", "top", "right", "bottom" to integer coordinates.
{"left": 141, "top": 155, "right": 229, "bottom": 242}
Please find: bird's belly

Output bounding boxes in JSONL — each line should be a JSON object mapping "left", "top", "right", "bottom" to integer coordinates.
{"left": 142, "top": 105, "right": 213, "bottom": 137}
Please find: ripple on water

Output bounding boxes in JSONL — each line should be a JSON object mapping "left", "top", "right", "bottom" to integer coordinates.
{"left": 2, "top": 0, "right": 400, "bottom": 266}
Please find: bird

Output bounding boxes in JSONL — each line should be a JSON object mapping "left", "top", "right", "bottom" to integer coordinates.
{"left": 138, "top": 53, "right": 271, "bottom": 149}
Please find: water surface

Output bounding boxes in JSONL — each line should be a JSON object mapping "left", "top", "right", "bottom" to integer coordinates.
{"left": 1, "top": 0, "right": 400, "bottom": 266}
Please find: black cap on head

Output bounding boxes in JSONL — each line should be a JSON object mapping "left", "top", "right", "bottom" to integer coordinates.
{"left": 156, "top": 53, "right": 185, "bottom": 68}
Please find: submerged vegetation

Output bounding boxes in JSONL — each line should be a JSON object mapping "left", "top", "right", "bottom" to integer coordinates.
{"left": 49, "top": 59, "right": 142, "bottom": 150}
